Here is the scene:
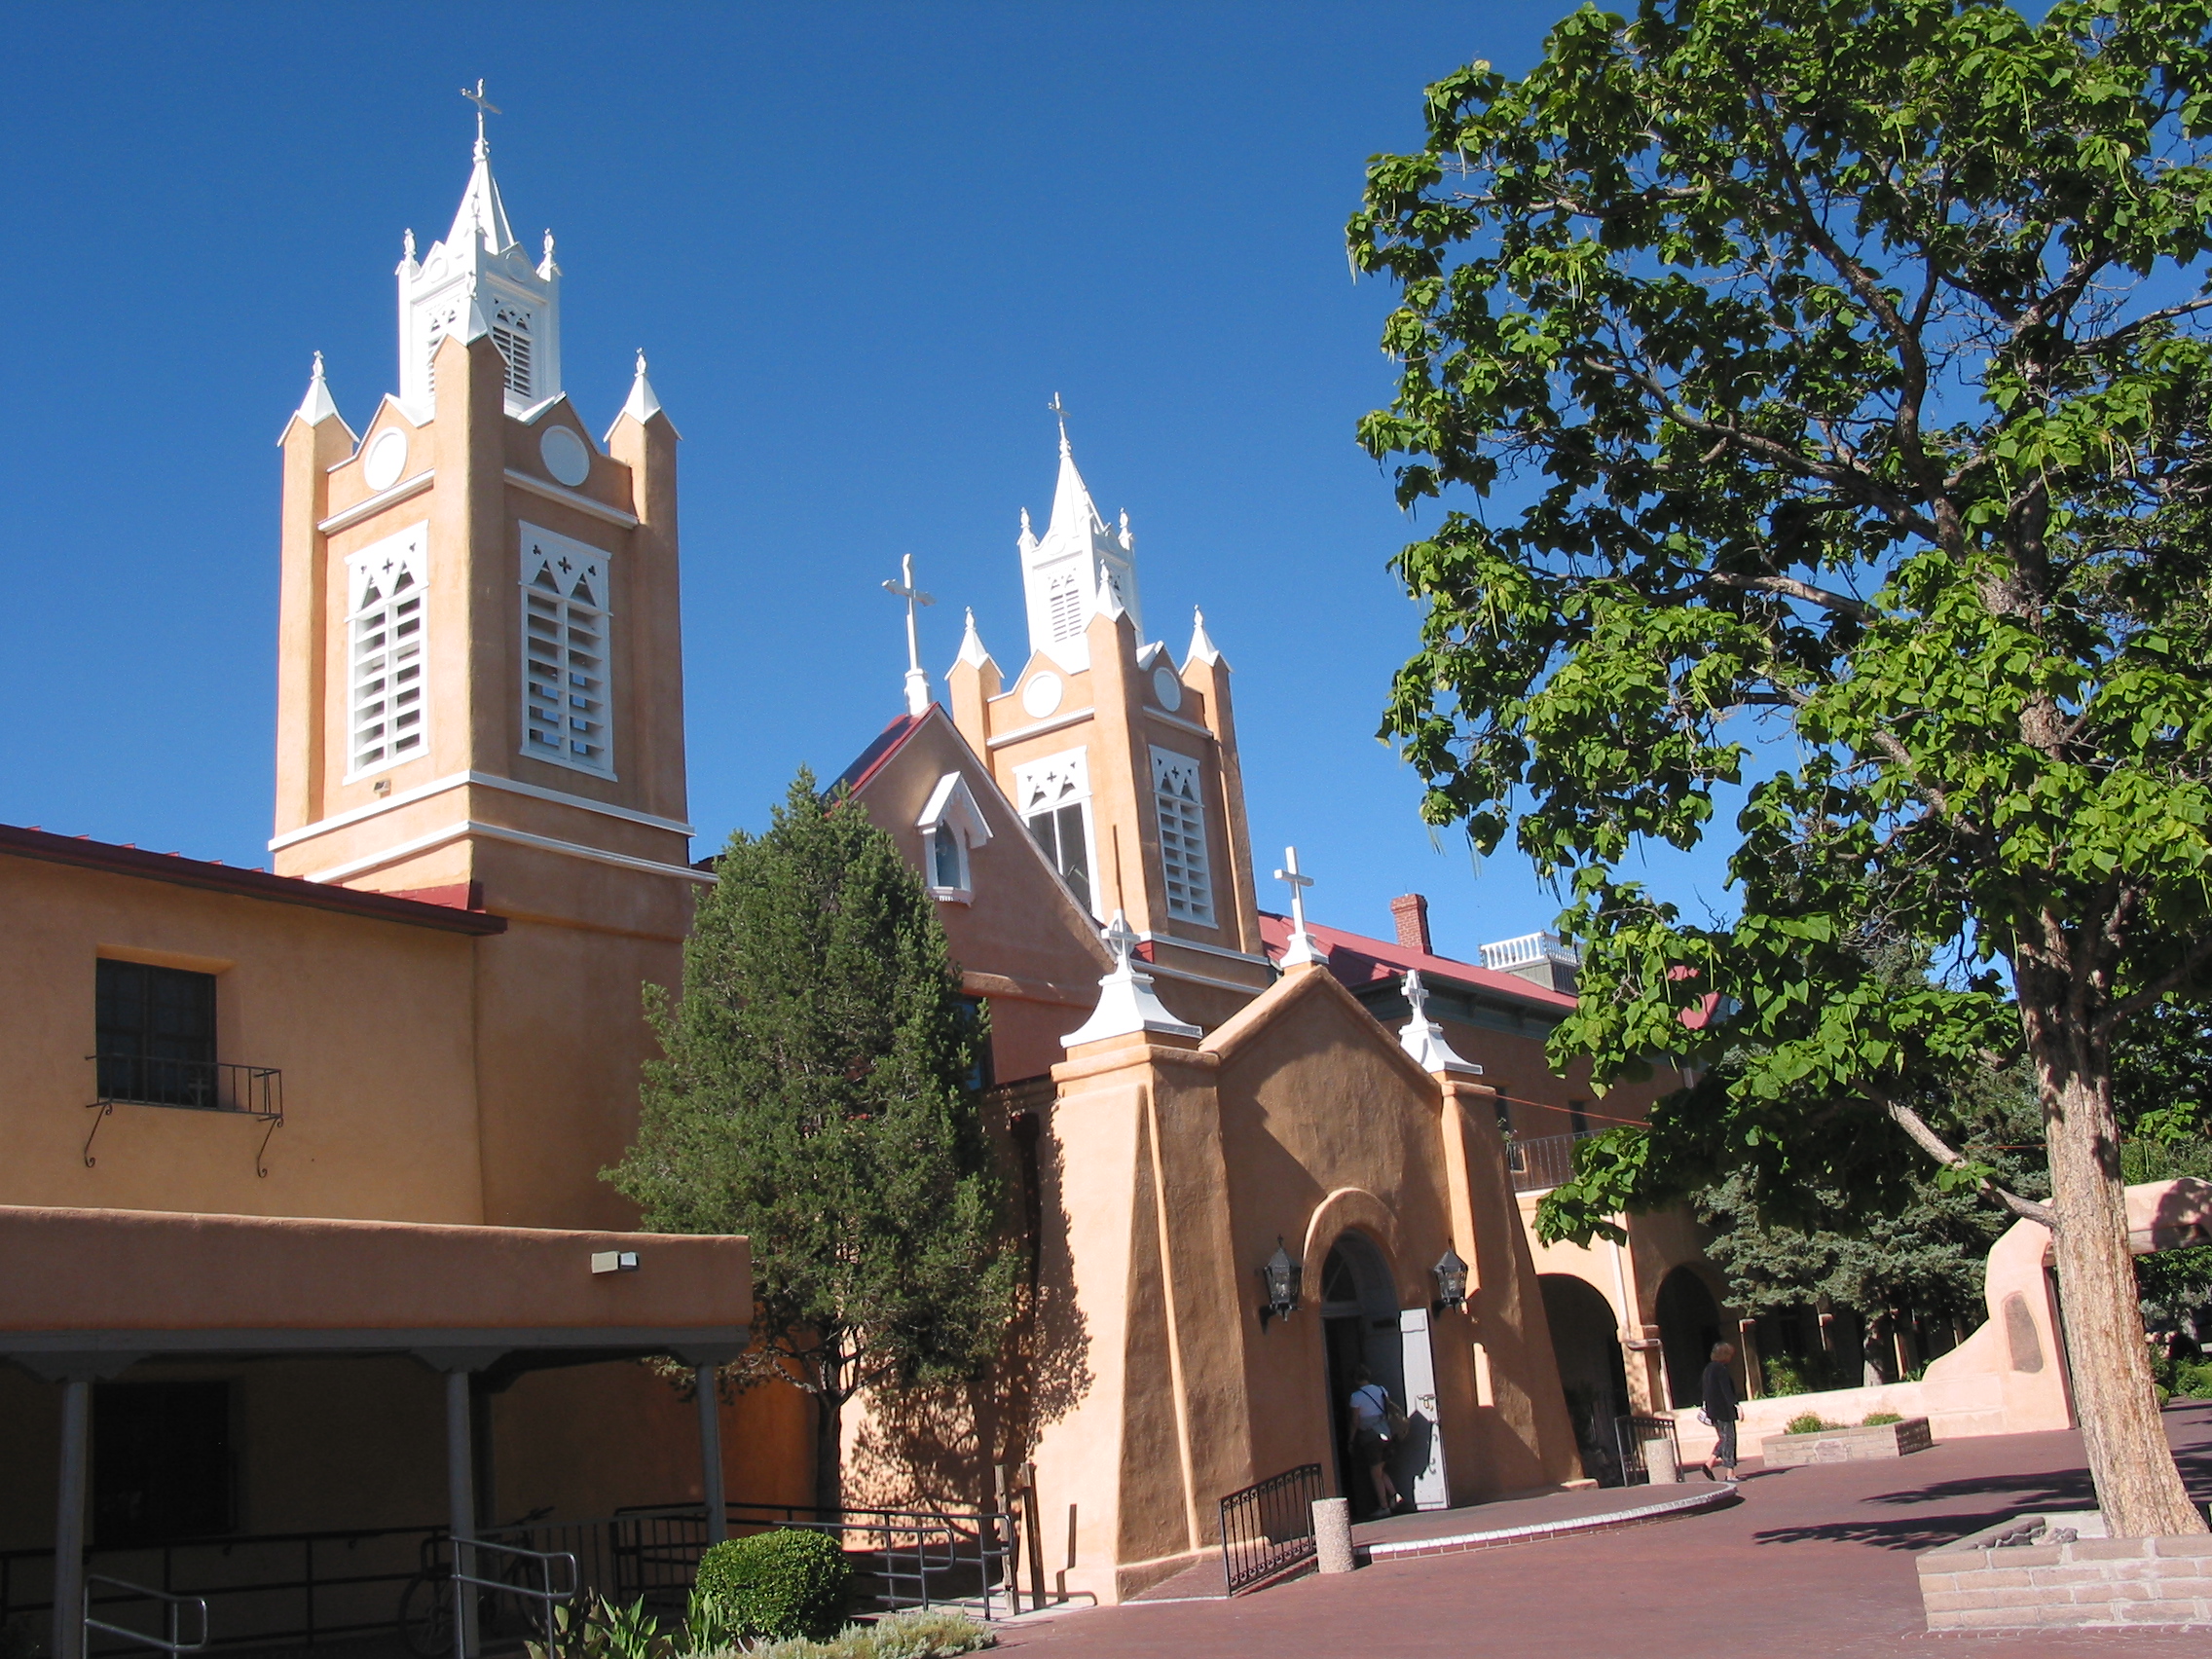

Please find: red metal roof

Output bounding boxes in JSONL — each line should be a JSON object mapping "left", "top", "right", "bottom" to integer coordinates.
{"left": 1257, "top": 910, "right": 1574, "bottom": 1012}
{"left": 0, "top": 824, "right": 507, "bottom": 936}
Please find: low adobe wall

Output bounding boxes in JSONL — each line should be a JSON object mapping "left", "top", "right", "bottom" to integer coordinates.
{"left": 1920, "top": 1512, "right": 2212, "bottom": 1631}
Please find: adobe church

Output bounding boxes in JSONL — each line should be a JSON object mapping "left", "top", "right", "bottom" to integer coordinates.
{"left": 0, "top": 109, "right": 1731, "bottom": 1632}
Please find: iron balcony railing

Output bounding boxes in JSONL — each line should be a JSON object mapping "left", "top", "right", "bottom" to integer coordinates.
{"left": 1218, "top": 1463, "right": 1323, "bottom": 1596}
{"left": 90, "top": 1054, "right": 282, "bottom": 1117}
{"left": 1507, "top": 1128, "right": 1600, "bottom": 1194}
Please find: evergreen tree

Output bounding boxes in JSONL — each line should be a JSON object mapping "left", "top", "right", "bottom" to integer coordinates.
{"left": 608, "top": 770, "right": 1021, "bottom": 1512}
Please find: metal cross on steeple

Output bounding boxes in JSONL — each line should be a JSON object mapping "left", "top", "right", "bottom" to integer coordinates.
{"left": 881, "top": 553, "right": 936, "bottom": 718}
{"left": 1403, "top": 968, "right": 1432, "bottom": 1025}
{"left": 1050, "top": 390, "right": 1071, "bottom": 453}
{"left": 461, "top": 78, "right": 501, "bottom": 152}
{"left": 1274, "top": 847, "right": 1330, "bottom": 967}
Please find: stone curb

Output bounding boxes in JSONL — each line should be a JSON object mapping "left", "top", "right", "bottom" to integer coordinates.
{"left": 1357, "top": 1481, "right": 1742, "bottom": 1564}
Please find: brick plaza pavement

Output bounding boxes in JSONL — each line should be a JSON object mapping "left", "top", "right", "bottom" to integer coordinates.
{"left": 1001, "top": 1402, "right": 2212, "bottom": 1657}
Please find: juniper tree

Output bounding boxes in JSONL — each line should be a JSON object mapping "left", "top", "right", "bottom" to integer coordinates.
{"left": 608, "top": 771, "right": 1020, "bottom": 1512}
{"left": 1352, "top": 0, "right": 2212, "bottom": 1532}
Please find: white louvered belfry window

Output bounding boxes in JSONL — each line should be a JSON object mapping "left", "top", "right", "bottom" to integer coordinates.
{"left": 1151, "top": 747, "right": 1214, "bottom": 924}
{"left": 520, "top": 525, "right": 613, "bottom": 777}
{"left": 1048, "top": 571, "right": 1084, "bottom": 644}
{"left": 492, "top": 305, "right": 533, "bottom": 399}
{"left": 347, "top": 528, "right": 428, "bottom": 776}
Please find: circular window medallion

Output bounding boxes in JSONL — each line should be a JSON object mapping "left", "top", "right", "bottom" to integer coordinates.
{"left": 540, "top": 425, "right": 591, "bottom": 487}
{"left": 1152, "top": 665, "right": 1184, "bottom": 712}
{"left": 1021, "top": 671, "right": 1064, "bottom": 719}
{"left": 362, "top": 428, "right": 408, "bottom": 492}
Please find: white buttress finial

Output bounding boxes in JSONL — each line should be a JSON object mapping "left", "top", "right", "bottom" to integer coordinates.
{"left": 1061, "top": 909, "right": 1201, "bottom": 1047}
{"left": 636, "top": 349, "right": 649, "bottom": 379}
{"left": 1399, "top": 967, "right": 1483, "bottom": 1076}
{"left": 402, "top": 228, "right": 417, "bottom": 263}
{"left": 542, "top": 229, "right": 557, "bottom": 266}
{"left": 1274, "top": 847, "right": 1330, "bottom": 967}
{"left": 882, "top": 553, "right": 937, "bottom": 717}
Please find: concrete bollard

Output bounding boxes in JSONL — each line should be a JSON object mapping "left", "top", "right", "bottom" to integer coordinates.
{"left": 1646, "top": 1436, "right": 1679, "bottom": 1485}
{"left": 1313, "top": 1496, "right": 1355, "bottom": 1573}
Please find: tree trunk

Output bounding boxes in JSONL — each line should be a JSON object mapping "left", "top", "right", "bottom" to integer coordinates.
{"left": 2031, "top": 1022, "right": 2205, "bottom": 1536}
{"left": 813, "top": 1389, "right": 844, "bottom": 1516}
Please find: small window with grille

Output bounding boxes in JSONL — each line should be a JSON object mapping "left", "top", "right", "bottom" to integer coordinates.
{"left": 520, "top": 525, "right": 614, "bottom": 777}
{"left": 1150, "top": 747, "right": 1214, "bottom": 925}
{"left": 345, "top": 527, "right": 428, "bottom": 777}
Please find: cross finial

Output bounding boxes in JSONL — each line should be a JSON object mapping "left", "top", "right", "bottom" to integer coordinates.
{"left": 881, "top": 553, "right": 937, "bottom": 717}
{"left": 1101, "top": 910, "right": 1141, "bottom": 975}
{"left": 461, "top": 78, "right": 502, "bottom": 155}
{"left": 1403, "top": 968, "right": 1431, "bottom": 1024}
{"left": 1274, "top": 847, "right": 1330, "bottom": 967}
{"left": 1050, "top": 391, "right": 1070, "bottom": 454}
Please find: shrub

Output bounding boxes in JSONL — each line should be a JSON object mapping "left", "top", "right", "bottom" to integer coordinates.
{"left": 2176, "top": 1360, "right": 2212, "bottom": 1400}
{"left": 744, "top": 1608, "right": 996, "bottom": 1659}
{"left": 695, "top": 1530, "right": 853, "bottom": 1641}
{"left": 1785, "top": 1413, "right": 1834, "bottom": 1435}
{"left": 1862, "top": 1412, "right": 1902, "bottom": 1426}
{"left": 1761, "top": 1356, "right": 1811, "bottom": 1397}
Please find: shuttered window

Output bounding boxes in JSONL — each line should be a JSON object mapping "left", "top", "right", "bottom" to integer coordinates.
{"left": 346, "top": 528, "right": 428, "bottom": 776}
{"left": 521, "top": 526, "right": 614, "bottom": 777}
{"left": 1150, "top": 747, "right": 1213, "bottom": 924}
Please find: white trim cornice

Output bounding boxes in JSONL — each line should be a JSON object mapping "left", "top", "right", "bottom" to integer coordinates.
{"left": 504, "top": 468, "right": 639, "bottom": 529}
{"left": 303, "top": 820, "right": 713, "bottom": 888}
{"left": 270, "top": 770, "right": 694, "bottom": 853}
{"left": 1138, "top": 930, "right": 1274, "bottom": 968}
{"left": 985, "top": 707, "right": 1096, "bottom": 751}
{"left": 318, "top": 470, "right": 436, "bottom": 535}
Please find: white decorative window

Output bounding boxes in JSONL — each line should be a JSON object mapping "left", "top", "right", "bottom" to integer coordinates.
{"left": 1150, "top": 747, "right": 1214, "bottom": 924}
{"left": 492, "top": 303, "right": 534, "bottom": 399}
{"left": 1047, "top": 571, "right": 1084, "bottom": 644}
{"left": 916, "top": 772, "right": 993, "bottom": 903}
{"left": 1014, "top": 748, "right": 1094, "bottom": 914}
{"left": 519, "top": 524, "right": 614, "bottom": 777}
{"left": 345, "top": 526, "right": 428, "bottom": 777}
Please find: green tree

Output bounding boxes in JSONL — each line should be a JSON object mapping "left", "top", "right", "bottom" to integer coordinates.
{"left": 608, "top": 771, "right": 1021, "bottom": 1512}
{"left": 1350, "top": 0, "right": 2212, "bottom": 1532}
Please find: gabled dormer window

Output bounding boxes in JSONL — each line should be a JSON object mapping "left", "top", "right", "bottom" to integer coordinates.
{"left": 916, "top": 772, "right": 993, "bottom": 903}
{"left": 346, "top": 527, "right": 428, "bottom": 778}
{"left": 520, "top": 524, "right": 613, "bottom": 778}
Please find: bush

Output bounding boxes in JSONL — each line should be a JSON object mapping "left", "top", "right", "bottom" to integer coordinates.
{"left": 744, "top": 1607, "right": 996, "bottom": 1659}
{"left": 695, "top": 1530, "right": 853, "bottom": 1642}
{"left": 2174, "top": 1360, "right": 2212, "bottom": 1401}
{"left": 1862, "top": 1412, "right": 1902, "bottom": 1426}
{"left": 1761, "top": 1356, "right": 1811, "bottom": 1397}
{"left": 1784, "top": 1412, "right": 1838, "bottom": 1435}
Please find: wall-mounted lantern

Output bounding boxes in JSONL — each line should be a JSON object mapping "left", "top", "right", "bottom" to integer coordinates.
{"left": 1431, "top": 1245, "right": 1469, "bottom": 1313}
{"left": 1257, "top": 1236, "right": 1303, "bottom": 1330}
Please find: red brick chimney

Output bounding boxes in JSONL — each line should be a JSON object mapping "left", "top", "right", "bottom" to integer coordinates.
{"left": 1389, "top": 893, "right": 1432, "bottom": 955}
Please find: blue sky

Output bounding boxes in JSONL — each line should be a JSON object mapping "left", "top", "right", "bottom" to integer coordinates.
{"left": 0, "top": 2, "right": 1737, "bottom": 962}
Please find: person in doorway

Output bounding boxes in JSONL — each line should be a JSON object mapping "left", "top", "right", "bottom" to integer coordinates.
{"left": 1700, "top": 1342, "right": 1740, "bottom": 1481}
{"left": 1346, "top": 1364, "right": 1404, "bottom": 1516}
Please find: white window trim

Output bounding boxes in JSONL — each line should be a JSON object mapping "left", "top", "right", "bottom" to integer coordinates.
{"left": 341, "top": 525, "right": 430, "bottom": 783}
{"left": 1150, "top": 745, "right": 1216, "bottom": 926}
{"left": 519, "top": 523, "right": 617, "bottom": 780}
{"left": 916, "top": 772, "right": 993, "bottom": 903}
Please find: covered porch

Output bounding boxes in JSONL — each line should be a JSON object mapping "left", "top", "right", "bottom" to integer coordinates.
{"left": 0, "top": 1205, "right": 752, "bottom": 1659}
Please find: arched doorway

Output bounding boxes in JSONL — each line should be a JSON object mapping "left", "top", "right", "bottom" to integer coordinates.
{"left": 1656, "top": 1266, "right": 1724, "bottom": 1410}
{"left": 1540, "top": 1274, "right": 1631, "bottom": 1486}
{"left": 1318, "top": 1233, "right": 1402, "bottom": 1514}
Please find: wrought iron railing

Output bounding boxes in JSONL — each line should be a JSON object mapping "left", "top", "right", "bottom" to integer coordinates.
{"left": 1613, "top": 1414, "right": 1681, "bottom": 1486}
{"left": 84, "top": 1056, "right": 283, "bottom": 1173}
{"left": 1508, "top": 1129, "right": 1600, "bottom": 1194}
{"left": 84, "top": 1575, "right": 209, "bottom": 1656}
{"left": 1218, "top": 1463, "right": 1323, "bottom": 1596}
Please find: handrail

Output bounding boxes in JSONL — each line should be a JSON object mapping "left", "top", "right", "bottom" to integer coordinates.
{"left": 447, "top": 1534, "right": 578, "bottom": 1604}
{"left": 1218, "top": 1464, "right": 1323, "bottom": 1595}
{"left": 85, "top": 1574, "right": 210, "bottom": 1655}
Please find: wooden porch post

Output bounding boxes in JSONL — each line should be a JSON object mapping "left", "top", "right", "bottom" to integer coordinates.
{"left": 52, "top": 1377, "right": 90, "bottom": 1659}
{"left": 445, "top": 1369, "right": 480, "bottom": 1659}
{"left": 695, "top": 1365, "right": 727, "bottom": 1545}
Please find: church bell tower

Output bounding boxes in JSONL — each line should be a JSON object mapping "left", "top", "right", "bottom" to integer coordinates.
{"left": 266, "top": 91, "right": 697, "bottom": 1227}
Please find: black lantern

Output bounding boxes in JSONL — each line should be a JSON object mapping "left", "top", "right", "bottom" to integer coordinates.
{"left": 1257, "top": 1236, "right": 1303, "bottom": 1329}
{"left": 1431, "top": 1244, "right": 1470, "bottom": 1313}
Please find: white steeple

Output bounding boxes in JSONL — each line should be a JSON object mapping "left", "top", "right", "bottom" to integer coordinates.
{"left": 295, "top": 351, "right": 345, "bottom": 428}
{"left": 396, "top": 82, "right": 562, "bottom": 419}
{"left": 1020, "top": 397, "right": 1142, "bottom": 671}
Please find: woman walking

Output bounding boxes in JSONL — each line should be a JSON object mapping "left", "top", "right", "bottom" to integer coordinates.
{"left": 1346, "top": 1364, "right": 1404, "bottom": 1516}
{"left": 1701, "top": 1342, "right": 1741, "bottom": 1481}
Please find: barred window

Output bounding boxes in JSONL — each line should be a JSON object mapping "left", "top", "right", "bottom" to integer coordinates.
{"left": 520, "top": 525, "right": 613, "bottom": 777}
{"left": 346, "top": 527, "right": 427, "bottom": 776}
{"left": 1150, "top": 747, "right": 1213, "bottom": 924}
